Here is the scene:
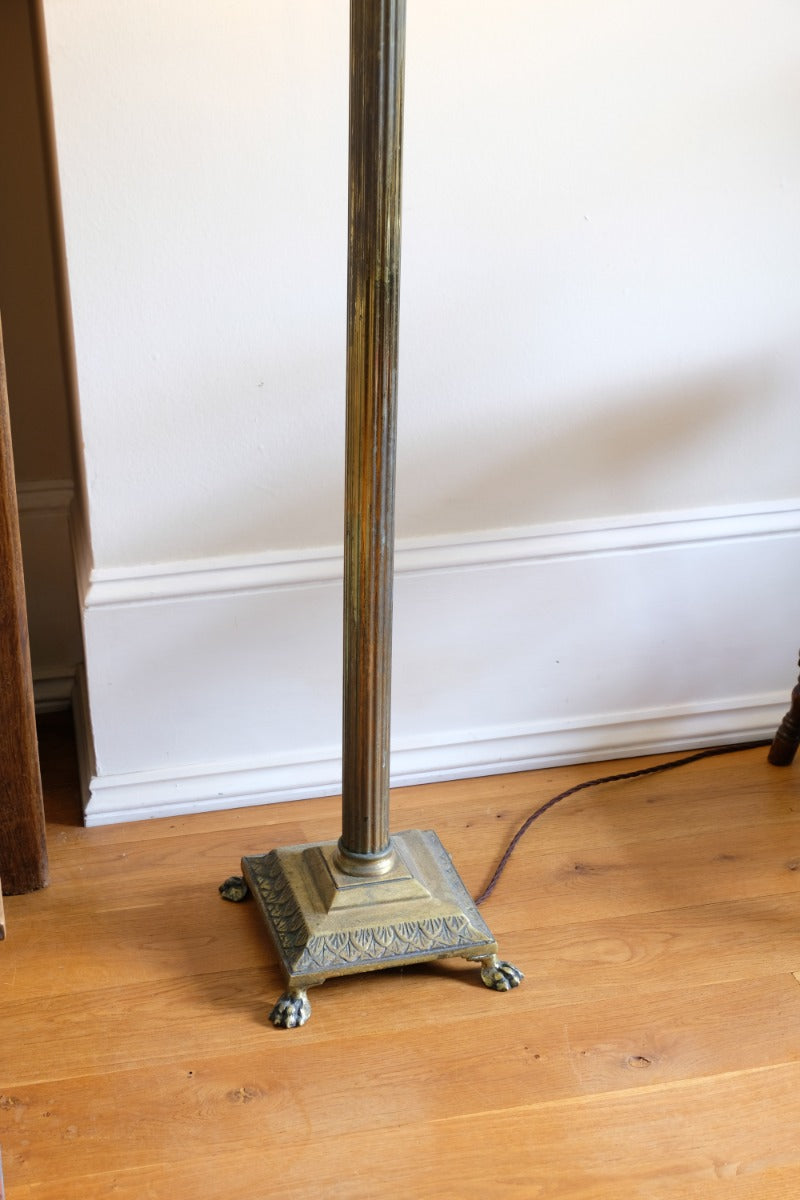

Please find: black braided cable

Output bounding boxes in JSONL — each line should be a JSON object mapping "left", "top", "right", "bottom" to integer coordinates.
{"left": 474, "top": 740, "right": 771, "bottom": 907}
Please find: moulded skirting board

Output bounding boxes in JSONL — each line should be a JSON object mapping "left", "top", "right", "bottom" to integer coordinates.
{"left": 79, "top": 497, "right": 800, "bottom": 608}
{"left": 81, "top": 692, "right": 784, "bottom": 827}
{"left": 71, "top": 667, "right": 97, "bottom": 814}
{"left": 16, "top": 478, "right": 74, "bottom": 515}
{"left": 33, "top": 666, "right": 76, "bottom": 712}
{"left": 74, "top": 498, "right": 800, "bottom": 826}
{"left": 17, "top": 480, "right": 82, "bottom": 713}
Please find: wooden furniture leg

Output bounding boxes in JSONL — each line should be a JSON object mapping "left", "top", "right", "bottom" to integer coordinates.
{"left": 768, "top": 653, "right": 800, "bottom": 767}
{"left": 0, "top": 317, "right": 48, "bottom": 895}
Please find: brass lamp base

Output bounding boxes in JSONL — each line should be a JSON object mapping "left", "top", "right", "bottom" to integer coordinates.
{"left": 219, "top": 1, "right": 524, "bottom": 1028}
{"left": 221, "top": 829, "right": 522, "bottom": 1026}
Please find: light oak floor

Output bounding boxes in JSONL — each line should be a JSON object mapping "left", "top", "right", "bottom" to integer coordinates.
{"left": 2, "top": 714, "right": 800, "bottom": 1198}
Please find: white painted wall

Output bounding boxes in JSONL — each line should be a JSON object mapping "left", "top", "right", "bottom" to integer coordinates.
{"left": 38, "top": 0, "right": 800, "bottom": 822}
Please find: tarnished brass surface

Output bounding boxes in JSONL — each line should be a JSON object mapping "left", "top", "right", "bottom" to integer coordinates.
{"left": 224, "top": 1, "right": 522, "bottom": 1023}
{"left": 340, "top": 0, "right": 406, "bottom": 864}
{"left": 242, "top": 829, "right": 497, "bottom": 991}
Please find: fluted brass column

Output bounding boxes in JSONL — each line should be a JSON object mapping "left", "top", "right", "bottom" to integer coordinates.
{"left": 224, "top": 0, "right": 522, "bottom": 1027}
{"left": 338, "top": 0, "right": 405, "bottom": 875}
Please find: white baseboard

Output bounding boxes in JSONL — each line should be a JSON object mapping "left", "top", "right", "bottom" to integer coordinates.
{"left": 81, "top": 497, "right": 800, "bottom": 606}
{"left": 33, "top": 666, "right": 77, "bottom": 713}
{"left": 16, "top": 479, "right": 74, "bottom": 514}
{"left": 76, "top": 499, "right": 800, "bottom": 826}
{"left": 71, "top": 666, "right": 97, "bottom": 814}
{"left": 17, "top": 480, "right": 82, "bottom": 712}
{"left": 82, "top": 692, "right": 782, "bottom": 827}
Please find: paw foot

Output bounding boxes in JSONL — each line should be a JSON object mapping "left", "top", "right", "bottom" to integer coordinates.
{"left": 219, "top": 875, "right": 250, "bottom": 902}
{"left": 270, "top": 990, "right": 311, "bottom": 1029}
{"left": 479, "top": 955, "right": 524, "bottom": 991}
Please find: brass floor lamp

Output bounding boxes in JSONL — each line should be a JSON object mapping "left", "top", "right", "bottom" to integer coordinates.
{"left": 221, "top": 0, "right": 522, "bottom": 1027}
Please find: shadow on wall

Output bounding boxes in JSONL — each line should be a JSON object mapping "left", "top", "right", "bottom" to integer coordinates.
{"left": 87, "top": 338, "right": 347, "bottom": 568}
{"left": 388, "top": 357, "right": 790, "bottom": 741}
{"left": 395, "top": 357, "right": 783, "bottom": 537}
{"left": 87, "top": 350, "right": 782, "bottom": 571}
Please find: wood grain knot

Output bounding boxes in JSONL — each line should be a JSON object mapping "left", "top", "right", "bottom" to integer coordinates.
{"left": 626, "top": 1055, "right": 653, "bottom": 1069}
{"left": 570, "top": 862, "right": 605, "bottom": 876}
{"left": 227, "top": 1086, "right": 264, "bottom": 1104}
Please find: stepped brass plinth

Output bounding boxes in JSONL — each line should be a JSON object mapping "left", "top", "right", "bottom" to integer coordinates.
{"left": 221, "top": 0, "right": 522, "bottom": 1027}
{"left": 238, "top": 831, "right": 500, "bottom": 1024}
{"left": 221, "top": 826, "right": 520, "bottom": 1027}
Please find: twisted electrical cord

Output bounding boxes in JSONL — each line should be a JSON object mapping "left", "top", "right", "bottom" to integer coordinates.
{"left": 474, "top": 739, "right": 772, "bottom": 907}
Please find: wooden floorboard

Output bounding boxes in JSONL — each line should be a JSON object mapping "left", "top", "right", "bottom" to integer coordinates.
{"left": 2, "top": 713, "right": 800, "bottom": 1198}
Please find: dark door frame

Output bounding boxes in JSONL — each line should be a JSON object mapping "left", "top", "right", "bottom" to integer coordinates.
{"left": 0, "top": 317, "right": 48, "bottom": 896}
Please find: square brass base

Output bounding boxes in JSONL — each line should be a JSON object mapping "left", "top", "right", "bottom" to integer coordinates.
{"left": 242, "top": 829, "right": 497, "bottom": 991}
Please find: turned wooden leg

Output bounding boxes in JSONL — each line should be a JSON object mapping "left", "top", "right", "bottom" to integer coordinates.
{"left": 769, "top": 654, "right": 800, "bottom": 766}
